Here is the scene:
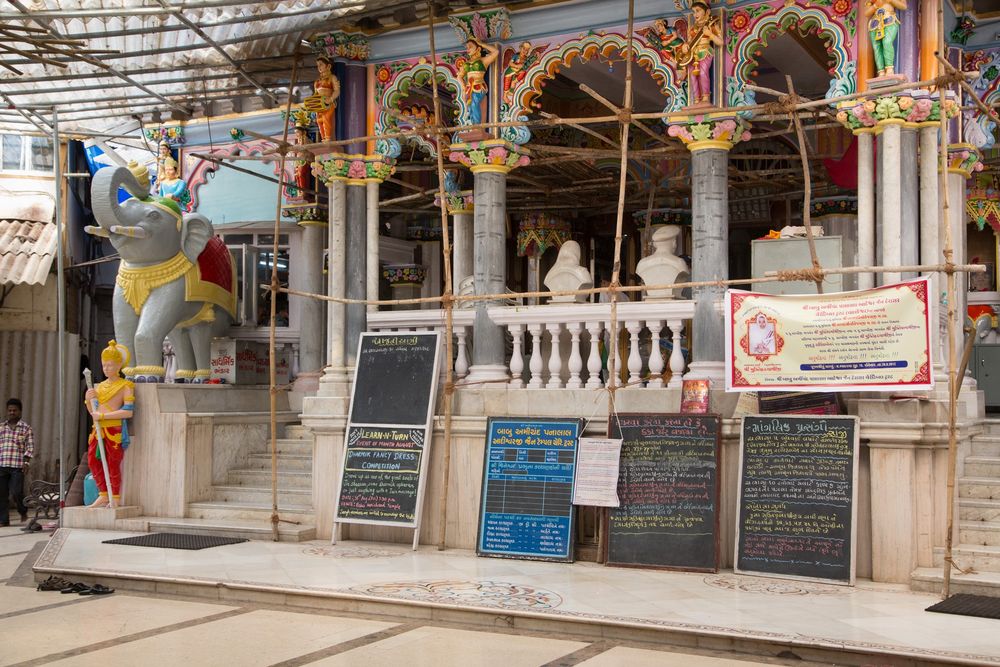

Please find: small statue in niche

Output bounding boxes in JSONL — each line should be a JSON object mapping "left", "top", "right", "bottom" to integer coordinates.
{"left": 675, "top": 2, "right": 723, "bottom": 107}
{"left": 502, "top": 41, "right": 537, "bottom": 107}
{"left": 458, "top": 36, "right": 500, "bottom": 127}
{"left": 83, "top": 341, "right": 135, "bottom": 508}
{"left": 304, "top": 56, "right": 341, "bottom": 142}
{"left": 157, "top": 157, "right": 191, "bottom": 212}
{"left": 292, "top": 110, "right": 314, "bottom": 202}
{"left": 635, "top": 225, "right": 689, "bottom": 300}
{"left": 866, "top": 0, "right": 907, "bottom": 79}
{"left": 154, "top": 140, "right": 172, "bottom": 192}
{"left": 543, "top": 240, "right": 593, "bottom": 303}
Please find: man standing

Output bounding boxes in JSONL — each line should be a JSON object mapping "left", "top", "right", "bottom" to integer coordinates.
{"left": 0, "top": 398, "right": 33, "bottom": 526}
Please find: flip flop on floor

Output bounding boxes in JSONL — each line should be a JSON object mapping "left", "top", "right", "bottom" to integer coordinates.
{"left": 79, "top": 584, "right": 114, "bottom": 596}
{"left": 37, "top": 576, "right": 74, "bottom": 591}
{"left": 60, "top": 583, "right": 90, "bottom": 594}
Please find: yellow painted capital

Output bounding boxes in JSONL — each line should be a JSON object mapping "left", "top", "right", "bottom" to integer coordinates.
{"left": 346, "top": 178, "right": 367, "bottom": 186}
{"left": 297, "top": 220, "right": 328, "bottom": 227}
{"left": 686, "top": 139, "right": 734, "bottom": 152}
{"left": 449, "top": 207, "right": 474, "bottom": 215}
{"left": 363, "top": 177, "right": 383, "bottom": 184}
{"left": 852, "top": 127, "right": 876, "bottom": 136}
{"left": 470, "top": 164, "right": 513, "bottom": 175}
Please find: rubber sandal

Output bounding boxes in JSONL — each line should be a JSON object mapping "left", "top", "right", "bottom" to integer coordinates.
{"left": 37, "top": 576, "right": 73, "bottom": 591}
{"left": 79, "top": 584, "right": 114, "bottom": 596}
{"left": 60, "top": 583, "right": 90, "bottom": 594}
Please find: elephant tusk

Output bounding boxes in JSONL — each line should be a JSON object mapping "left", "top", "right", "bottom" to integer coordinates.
{"left": 110, "top": 225, "right": 148, "bottom": 239}
{"left": 84, "top": 225, "right": 111, "bottom": 238}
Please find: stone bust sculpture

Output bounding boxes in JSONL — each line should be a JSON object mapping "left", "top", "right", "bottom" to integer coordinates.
{"left": 636, "top": 225, "right": 689, "bottom": 300}
{"left": 543, "top": 240, "right": 593, "bottom": 303}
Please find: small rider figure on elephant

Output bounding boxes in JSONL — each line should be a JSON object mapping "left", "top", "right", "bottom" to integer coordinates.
{"left": 85, "top": 161, "right": 238, "bottom": 383}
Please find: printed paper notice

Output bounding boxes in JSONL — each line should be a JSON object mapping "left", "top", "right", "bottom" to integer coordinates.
{"left": 725, "top": 278, "right": 933, "bottom": 392}
{"left": 573, "top": 437, "right": 622, "bottom": 507}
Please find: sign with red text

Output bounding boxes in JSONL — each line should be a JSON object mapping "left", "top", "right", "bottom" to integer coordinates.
{"left": 725, "top": 278, "right": 933, "bottom": 392}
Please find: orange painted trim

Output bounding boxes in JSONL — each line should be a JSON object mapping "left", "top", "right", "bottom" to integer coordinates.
{"left": 367, "top": 63, "right": 376, "bottom": 155}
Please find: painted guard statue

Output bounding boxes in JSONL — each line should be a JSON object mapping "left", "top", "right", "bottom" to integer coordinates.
{"left": 83, "top": 341, "right": 135, "bottom": 508}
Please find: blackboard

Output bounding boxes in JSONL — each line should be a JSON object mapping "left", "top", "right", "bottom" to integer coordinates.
{"left": 350, "top": 333, "right": 439, "bottom": 426}
{"left": 335, "top": 331, "right": 441, "bottom": 536}
{"left": 758, "top": 391, "right": 842, "bottom": 416}
{"left": 336, "top": 426, "right": 425, "bottom": 524}
{"left": 735, "top": 415, "right": 859, "bottom": 585}
{"left": 477, "top": 417, "right": 582, "bottom": 562}
{"left": 606, "top": 414, "right": 721, "bottom": 572}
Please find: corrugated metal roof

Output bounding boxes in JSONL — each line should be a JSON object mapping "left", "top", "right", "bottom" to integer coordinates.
{"left": 0, "top": 194, "right": 57, "bottom": 286}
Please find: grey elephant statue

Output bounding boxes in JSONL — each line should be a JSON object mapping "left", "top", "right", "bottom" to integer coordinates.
{"left": 86, "top": 162, "right": 237, "bottom": 383}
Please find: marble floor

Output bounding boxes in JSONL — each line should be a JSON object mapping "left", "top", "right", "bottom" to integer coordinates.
{"left": 24, "top": 527, "right": 1000, "bottom": 665}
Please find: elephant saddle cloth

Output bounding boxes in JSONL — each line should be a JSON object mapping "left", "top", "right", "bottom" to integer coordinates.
{"left": 117, "top": 236, "right": 237, "bottom": 322}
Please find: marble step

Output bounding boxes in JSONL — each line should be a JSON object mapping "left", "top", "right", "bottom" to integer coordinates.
{"left": 958, "top": 477, "right": 1000, "bottom": 499}
{"left": 933, "top": 544, "right": 1000, "bottom": 572}
{"left": 961, "top": 498, "right": 1000, "bottom": 522}
{"left": 147, "top": 516, "right": 315, "bottom": 542}
{"left": 187, "top": 500, "right": 315, "bottom": 523}
{"left": 227, "top": 469, "right": 311, "bottom": 489}
{"left": 911, "top": 566, "right": 1000, "bottom": 597}
{"left": 982, "top": 419, "right": 1000, "bottom": 436}
{"left": 971, "top": 435, "right": 1000, "bottom": 457}
{"left": 960, "top": 521, "right": 1000, "bottom": 547}
{"left": 284, "top": 424, "right": 312, "bottom": 440}
{"left": 250, "top": 438, "right": 313, "bottom": 457}
{"left": 963, "top": 456, "right": 1000, "bottom": 477}
{"left": 245, "top": 453, "right": 313, "bottom": 472}
{"left": 211, "top": 485, "right": 312, "bottom": 505}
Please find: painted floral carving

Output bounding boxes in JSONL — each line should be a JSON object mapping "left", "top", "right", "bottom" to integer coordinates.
{"left": 667, "top": 114, "right": 752, "bottom": 147}
{"left": 313, "top": 154, "right": 396, "bottom": 184}
{"left": 383, "top": 264, "right": 427, "bottom": 286}
{"left": 448, "top": 140, "right": 530, "bottom": 171}
{"left": 835, "top": 92, "right": 958, "bottom": 130}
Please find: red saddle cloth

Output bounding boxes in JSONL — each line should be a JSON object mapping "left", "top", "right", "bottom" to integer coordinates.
{"left": 197, "top": 236, "right": 234, "bottom": 293}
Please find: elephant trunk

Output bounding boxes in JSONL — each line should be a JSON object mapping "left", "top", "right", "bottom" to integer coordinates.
{"left": 91, "top": 166, "right": 149, "bottom": 232}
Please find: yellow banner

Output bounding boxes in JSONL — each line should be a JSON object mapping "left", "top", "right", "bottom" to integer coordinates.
{"left": 725, "top": 278, "right": 933, "bottom": 392}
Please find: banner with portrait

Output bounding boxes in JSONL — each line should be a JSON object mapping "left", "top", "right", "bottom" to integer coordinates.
{"left": 725, "top": 278, "right": 933, "bottom": 392}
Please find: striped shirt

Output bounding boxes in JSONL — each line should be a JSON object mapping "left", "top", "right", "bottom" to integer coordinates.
{"left": 0, "top": 419, "right": 34, "bottom": 468}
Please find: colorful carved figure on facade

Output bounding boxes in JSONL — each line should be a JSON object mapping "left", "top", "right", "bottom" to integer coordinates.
{"left": 292, "top": 109, "right": 314, "bottom": 202}
{"left": 154, "top": 140, "right": 172, "bottom": 192}
{"left": 502, "top": 41, "right": 537, "bottom": 107}
{"left": 643, "top": 18, "right": 686, "bottom": 63}
{"left": 675, "top": 2, "right": 722, "bottom": 107}
{"left": 865, "top": 0, "right": 907, "bottom": 79}
{"left": 458, "top": 36, "right": 500, "bottom": 126}
{"left": 157, "top": 157, "right": 192, "bottom": 212}
{"left": 85, "top": 163, "right": 238, "bottom": 384}
{"left": 83, "top": 341, "right": 135, "bottom": 508}
{"left": 305, "top": 56, "right": 341, "bottom": 142}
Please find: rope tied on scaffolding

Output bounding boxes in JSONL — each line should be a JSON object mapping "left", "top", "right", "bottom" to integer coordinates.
{"left": 776, "top": 268, "right": 826, "bottom": 283}
{"left": 761, "top": 93, "right": 801, "bottom": 117}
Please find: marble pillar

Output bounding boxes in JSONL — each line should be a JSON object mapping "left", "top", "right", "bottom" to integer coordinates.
{"left": 900, "top": 127, "right": 919, "bottom": 280}
{"left": 296, "top": 219, "right": 326, "bottom": 390}
{"left": 343, "top": 65, "right": 366, "bottom": 154}
{"left": 918, "top": 124, "right": 944, "bottom": 374}
{"left": 452, "top": 209, "right": 474, "bottom": 295}
{"left": 879, "top": 122, "right": 903, "bottom": 285}
{"left": 857, "top": 131, "right": 876, "bottom": 290}
{"left": 366, "top": 180, "right": 380, "bottom": 313}
{"left": 345, "top": 181, "right": 367, "bottom": 364}
{"left": 321, "top": 179, "right": 348, "bottom": 394}
{"left": 687, "top": 143, "right": 730, "bottom": 383}
{"left": 896, "top": 3, "right": 919, "bottom": 82}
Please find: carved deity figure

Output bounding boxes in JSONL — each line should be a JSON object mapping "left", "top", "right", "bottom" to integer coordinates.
{"left": 676, "top": 2, "right": 722, "bottom": 107}
{"left": 502, "top": 41, "right": 536, "bottom": 106}
{"left": 866, "top": 0, "right": 907, "bottom": 78}
{"left": 157, "top": 157, "right": 191, "bottom": 212}
{"left": 307, "top": 56, "right": 341, "bottom": 142}
{"left": 543, "top": 240, "right": 593, "bottom": 303}
{"left": 83, "top": 341, "right": 135, "bottom": 507}
{"left": 458, "top": 37, "right": 500, "bottom": 126}
{"left": 154, "top": 141, "right": 172, "bottom": 192}
{"left": 635, "top": 225, "right": 689, "bottom": 300}
{"left": 291, "top": 111, "right": 314, "bottom": 202}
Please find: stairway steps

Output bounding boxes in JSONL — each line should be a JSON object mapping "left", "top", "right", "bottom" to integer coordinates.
{"left": 187, "top": 500, "right": 314, "bottom": 522}
{"left": 960, "top": 520, "right": 1000, "bottom": 547}
{"left": 961, "top": 498, "right": 1000, "bottom": 522}
{"left": 251, "top": 438, "right": 313, "bottom": 457}
{"left": 981, "top": 419, "right": 1000, "bottom": 437}
{"left": 211, "top": 485, "right": 312, "bottom": 505}
{"left": 971, "top": 435, "right": 1000, "bottom": 457}
{"left": 933, "top": 544, "right": 1000, "bottom": 571}
{"left": 283, "top": 425, "right": 311, "bottom": 440}
{"left": 964, "top": 456, "right": 1000, "bottom": 477}
{"left": 227, "top": 469, "right": 311, "bottom": 489}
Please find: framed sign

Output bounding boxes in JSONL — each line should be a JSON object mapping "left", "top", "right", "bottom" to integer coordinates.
{"left": 478, "top": 417, "right": 582, "bottom": 562}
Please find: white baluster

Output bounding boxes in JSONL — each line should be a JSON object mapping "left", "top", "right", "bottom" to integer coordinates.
{"left": 546, "top": 324, "right": 564, "bottom": 389}
{"left": 509, "top": 324, "right": 525, "bottom": 388}
{"left": 626, "top": 320, "right": 643, "bottom": 387}
{"left": 646, "top": 319, "right": 664, "bottom": 389}
{"left": 455, "top": 327, "right": 470, "bottom": 379}
{"left": 667, "top": 319, "right": 685, "bottom": 388}
{"left": 566, "top": 322, "right": 583, "bottom": 389}
{"left": 585, "top": 321, "right": 604, "bottom": 389}
{"left": 527, "top": 324, "right": 544, "bottom": 389}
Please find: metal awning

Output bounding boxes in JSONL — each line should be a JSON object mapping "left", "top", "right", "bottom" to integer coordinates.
{"left": 0, "top": 195, "right": 57, "bottom": 286}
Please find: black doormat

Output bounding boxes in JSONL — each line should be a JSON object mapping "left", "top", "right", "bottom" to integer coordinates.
{"left": 102, "top": 532, "right": 248, "bottom": 550}
{"left": 926, "top": 594, "right": 1000, "bottom": 620}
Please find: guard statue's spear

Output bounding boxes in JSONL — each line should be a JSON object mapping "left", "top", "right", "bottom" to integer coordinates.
{"left": 82, "top": 368, "right": 116, "bottom": 510}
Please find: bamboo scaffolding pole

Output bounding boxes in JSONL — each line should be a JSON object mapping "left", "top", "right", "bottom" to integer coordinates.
{"left": 267, "top": 53, "right": 299, "bottom": 542}
{"left": 783, "top": 76, "right": 823, "bottom": 294}
{"left": 426, "top": 0, "right": 458, "bottom": 552}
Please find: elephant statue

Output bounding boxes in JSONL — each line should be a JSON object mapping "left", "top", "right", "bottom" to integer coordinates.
{"left": 86, "top": 162, "right": 237, "bottom": 383}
